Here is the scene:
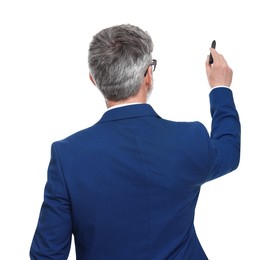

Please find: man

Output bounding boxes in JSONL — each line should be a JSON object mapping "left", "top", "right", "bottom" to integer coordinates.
{"left": 30, "top": 24, "right": 240, "bottom": 259}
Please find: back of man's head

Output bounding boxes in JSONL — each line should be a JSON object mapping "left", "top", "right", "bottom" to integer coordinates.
{"left": 88, "top": 24, "right": 154, "bottom": 101}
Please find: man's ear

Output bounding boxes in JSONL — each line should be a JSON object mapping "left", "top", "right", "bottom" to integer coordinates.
{"left": 144, "top": 67, "right": 153, "bottom": 88}
{"left": 89, "top": 73, "right": 96, "bottom": 86}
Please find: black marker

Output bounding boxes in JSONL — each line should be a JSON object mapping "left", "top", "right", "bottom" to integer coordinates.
{"left": 209, "top": 40, "right": 216, "bottom": 64}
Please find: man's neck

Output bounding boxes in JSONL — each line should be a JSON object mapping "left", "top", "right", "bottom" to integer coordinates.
{"left": 105, "top": 81, "right": 151, "bottom": 109}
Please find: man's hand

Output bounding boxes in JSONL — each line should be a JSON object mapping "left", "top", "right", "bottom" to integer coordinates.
{"left": 205, "top": 48, "right": 233, "bottom": 88}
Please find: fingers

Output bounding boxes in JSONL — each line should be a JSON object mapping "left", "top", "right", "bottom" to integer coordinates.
{"left": 206, "top": 49, "right": 220, "bottom": 73}
{"left": 209, "top": 48, "right": 220, "bottom": 64}
{"left": 210, "top": 48, "right": 228, "bottom": 67}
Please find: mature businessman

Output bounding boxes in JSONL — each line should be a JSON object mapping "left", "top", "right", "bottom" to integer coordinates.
{"left": 30, "top": 24, "right": 240, "bottom": 259}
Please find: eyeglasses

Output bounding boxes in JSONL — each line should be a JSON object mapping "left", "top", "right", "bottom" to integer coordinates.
{"left": 144, "top": 59, "right": 157, "bottom": 77}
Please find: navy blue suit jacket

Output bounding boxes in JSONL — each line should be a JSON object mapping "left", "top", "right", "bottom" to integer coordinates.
{"left": 30, "top": 88, "right": 240, "bottom": 259}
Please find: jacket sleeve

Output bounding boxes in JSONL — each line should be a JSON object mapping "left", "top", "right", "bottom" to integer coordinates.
{"left": 30, "top": 143, "right": 72, "bottom": 260}
{"left": 205, "top": 87, "right": 241, "bottom": 182}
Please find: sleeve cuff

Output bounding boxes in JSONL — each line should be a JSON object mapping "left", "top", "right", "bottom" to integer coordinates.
{"left": 210, "top": 86, "right": 230, "bottom": 93}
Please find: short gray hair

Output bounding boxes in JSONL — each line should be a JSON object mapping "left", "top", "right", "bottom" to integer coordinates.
{"left": 88, "top": 24, "right": 154, "bottom": 101}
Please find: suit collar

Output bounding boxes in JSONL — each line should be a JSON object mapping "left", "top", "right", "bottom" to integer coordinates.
{"left": 98, "top": 104, "right": 160, "bottom": 123}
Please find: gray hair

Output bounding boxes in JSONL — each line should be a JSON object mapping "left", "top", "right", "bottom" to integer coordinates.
{"left": 88, "top": 24, "right": 154, "bottom": 101}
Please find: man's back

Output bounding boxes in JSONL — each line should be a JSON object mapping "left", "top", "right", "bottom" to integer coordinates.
{"left": 31, "top": 92, "right": 239, "bottom": 259}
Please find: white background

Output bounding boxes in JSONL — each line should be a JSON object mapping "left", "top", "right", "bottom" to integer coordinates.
{"left": 1, "top": 0, "right": 271, "bottom": 259}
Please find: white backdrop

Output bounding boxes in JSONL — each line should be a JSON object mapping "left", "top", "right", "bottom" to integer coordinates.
{"left": 1, "top": 0, "right": 271, "bottom": 259}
